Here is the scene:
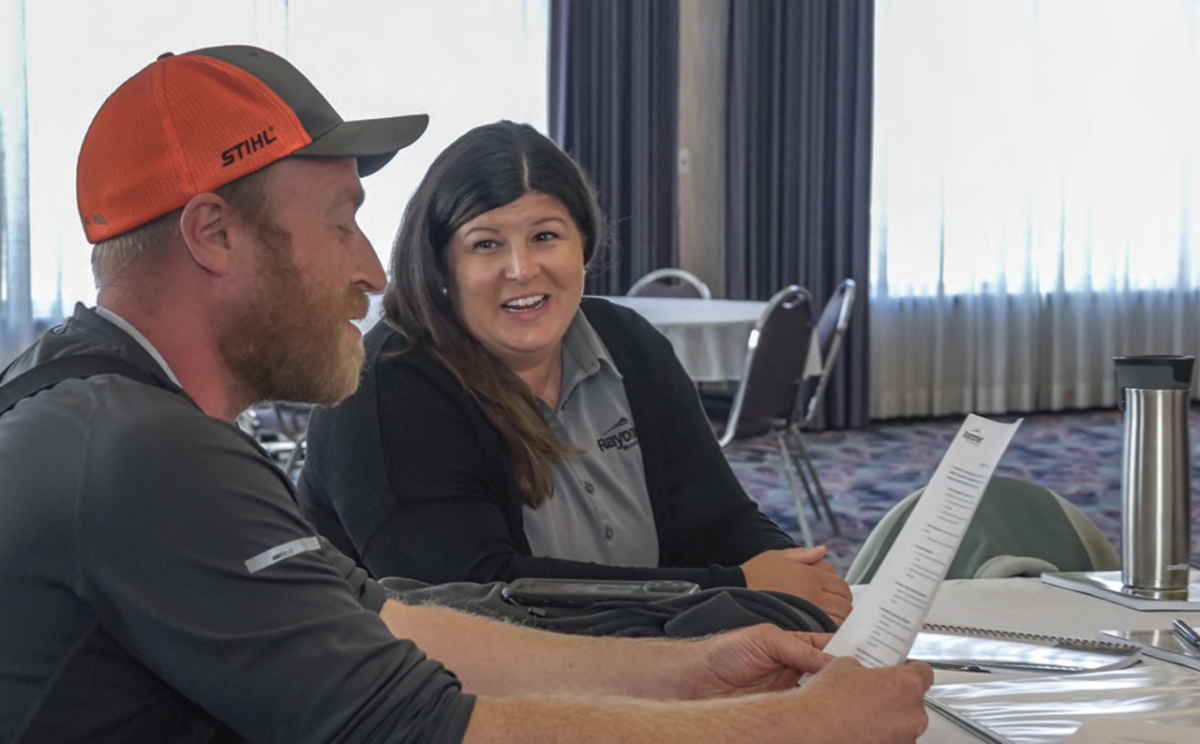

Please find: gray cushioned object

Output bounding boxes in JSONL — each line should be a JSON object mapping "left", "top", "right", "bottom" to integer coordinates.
{"left": 845, "top": 476, "right": 1120, "bottom": 584}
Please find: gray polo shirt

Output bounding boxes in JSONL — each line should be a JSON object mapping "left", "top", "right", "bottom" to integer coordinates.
{"left": 522, "top": 311, "right": 660, "bottom": 566}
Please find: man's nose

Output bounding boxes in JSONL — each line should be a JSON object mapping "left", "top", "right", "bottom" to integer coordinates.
{"left": 353, "top": 235, "right": 387, "bottom": 292}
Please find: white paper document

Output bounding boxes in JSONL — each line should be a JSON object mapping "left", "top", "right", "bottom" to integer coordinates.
{"left": 823, "top": 414, "right": 1021, "bottom": 666}
{"left": 1066, "top": 719, "right": 1200, "bottom": 744}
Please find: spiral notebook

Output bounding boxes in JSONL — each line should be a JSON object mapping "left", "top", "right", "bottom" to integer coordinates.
{"left": 910, "top": 623, "right": 1142, "bottom": 674}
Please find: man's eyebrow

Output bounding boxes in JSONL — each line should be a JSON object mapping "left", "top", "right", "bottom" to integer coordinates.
{"left": 330, "top": 185, "right": 365, "bottom": 216}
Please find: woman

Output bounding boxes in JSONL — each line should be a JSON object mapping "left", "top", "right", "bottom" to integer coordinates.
{"left": 298, "top": 121, "right": 852, "bottom": 623}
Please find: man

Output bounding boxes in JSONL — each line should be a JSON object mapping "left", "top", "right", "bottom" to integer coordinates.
{"left": 0, "top": 45, "right": 931, "bottom": 743}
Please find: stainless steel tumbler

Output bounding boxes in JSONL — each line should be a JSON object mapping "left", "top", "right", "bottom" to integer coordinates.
{"left": 1115, "top": 355, "right": 1194, "bottom": 591}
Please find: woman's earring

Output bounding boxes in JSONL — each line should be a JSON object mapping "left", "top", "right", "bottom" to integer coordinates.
{"left": 441, "top": 286, "right": 448, "bottom": 296}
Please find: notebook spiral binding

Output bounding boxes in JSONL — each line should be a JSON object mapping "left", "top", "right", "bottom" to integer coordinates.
{"left": 923, "top": 623, "right": 1139, "bottom": 653}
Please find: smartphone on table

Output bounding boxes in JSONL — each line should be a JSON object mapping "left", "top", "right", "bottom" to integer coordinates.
{"left": 501, "top": 578, "right": 701, "bottom": 608}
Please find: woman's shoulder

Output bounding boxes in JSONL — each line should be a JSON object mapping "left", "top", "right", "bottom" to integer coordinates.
{"left": 580, "top": 296, "right": 672, "bottom": 357}
{"left": 358, "top": 320, "right": 470, "bottom": 404}
{"left": 365, "top": 321, "right": 444, "bottom": 373}
{"left": 580, "top": 296, "right": 660, "bottom": 338}
{"left": 363, "top": 319, "right": 411, "bottom": 362}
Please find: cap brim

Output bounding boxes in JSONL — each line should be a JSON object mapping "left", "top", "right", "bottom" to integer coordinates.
{"left": 295, "top": 113, "right": 429, "bottom": 177}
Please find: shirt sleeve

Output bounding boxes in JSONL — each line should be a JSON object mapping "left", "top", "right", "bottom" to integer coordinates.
{"left": 78, "top": 385, "right": 474, "bottom": 744}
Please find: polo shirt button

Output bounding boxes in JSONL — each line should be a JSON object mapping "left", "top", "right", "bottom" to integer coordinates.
{"left": 605, "top": 526, "right": 614, "bottom": 539}
{"left": 585, "top": 482, "right": 595, "bottom": 494}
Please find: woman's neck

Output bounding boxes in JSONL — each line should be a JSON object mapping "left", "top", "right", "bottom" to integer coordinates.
{"left": 512, "top": 345, "right": 566, "bottom": 411}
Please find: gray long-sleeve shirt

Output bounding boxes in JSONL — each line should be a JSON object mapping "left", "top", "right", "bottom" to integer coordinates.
{"left": 0, "top": 304, "right": 474, "bottom": 743}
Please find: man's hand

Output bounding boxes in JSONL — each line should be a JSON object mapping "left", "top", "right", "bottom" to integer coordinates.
{"left": 740, "top": 546, "right": 854, "bottom": 623}
{"left": 464, "top": 643, "right": 935, "bottom": 744}
{"left": 680, "top": 624, "right": 834, "bottom": 699}
{"left": 793, "top": 657, "right": 934, "bottom": 744}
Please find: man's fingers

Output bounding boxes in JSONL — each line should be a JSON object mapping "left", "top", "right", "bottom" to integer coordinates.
{"left": 902, "top": 659, "right": 935, "bottom": 689}
{"left": 756, "top": 627, "right": 834, "bottom": 675}
{"left": 795, "top": 631, "right": 834, "bottom": 650}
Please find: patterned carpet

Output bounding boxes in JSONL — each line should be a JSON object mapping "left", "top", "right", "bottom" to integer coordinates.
{"left": 725, "top": 407, "right": 1200, "bottom": 577}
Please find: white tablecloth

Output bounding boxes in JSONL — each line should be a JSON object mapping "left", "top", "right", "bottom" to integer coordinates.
{"left": 881, "top": 578, "right": 1200, "bottom": 743}
{"left": 598, "top": 296, "right": 822, "bottom": 382}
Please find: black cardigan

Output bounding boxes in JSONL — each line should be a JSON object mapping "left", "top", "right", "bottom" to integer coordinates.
{"left": 298, "top": 297, "right": 795, "bottom": 588}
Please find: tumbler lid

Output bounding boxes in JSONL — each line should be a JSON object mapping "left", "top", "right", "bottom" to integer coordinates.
{"left": 1114, "top": 355, "right": 1195, "bottom": 409}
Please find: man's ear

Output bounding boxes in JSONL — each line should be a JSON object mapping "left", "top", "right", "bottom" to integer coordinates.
{"left": 179, "top": 192, "right": 239, "bottom": 276}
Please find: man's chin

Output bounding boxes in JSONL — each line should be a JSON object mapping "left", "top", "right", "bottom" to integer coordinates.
{"left": 322, "top": 342, "right": 365, "bottom": 405}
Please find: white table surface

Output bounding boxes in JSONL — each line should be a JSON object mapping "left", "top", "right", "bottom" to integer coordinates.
{"left": 598, "top": 295, "right": 821, "bottom": 382}
{"left": 880, "top": 578, "right": 1200, "bottom": 743}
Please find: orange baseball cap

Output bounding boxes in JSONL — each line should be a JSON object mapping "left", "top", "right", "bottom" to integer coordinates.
{"left": 76, "top": 45, "right": 428, "bottom": 243}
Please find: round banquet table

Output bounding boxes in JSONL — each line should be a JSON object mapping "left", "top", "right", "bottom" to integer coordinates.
{"left": 597, "top": 295, "right": 820, "bottom": 382}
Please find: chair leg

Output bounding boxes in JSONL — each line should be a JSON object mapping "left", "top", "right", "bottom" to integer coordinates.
{"left": 773, "top": 424, "right": 823, "bottom": 524}
{"left": 789, "top": 442, "right": 824, "bottom": 524}
{"left": 789, "top": 426, "right": 840, "bottom": 536}
{"left": 776, "top": 434, "right": 815, "bottom": 547}
{"left": 283, "top": 439, "right": 305, "bottom": 482}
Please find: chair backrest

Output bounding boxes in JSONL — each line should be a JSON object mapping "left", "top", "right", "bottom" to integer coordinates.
{"left": 798, "top": 278, "right": 857, "bottom": 426}
{"left": 256, "top": 401, "right": 314, "bottom": 441}
{"left": 722, "top": 286, "right": 815, "bottom": 432}
{"left": 844, "top": 475, "right": 1121, "bottom": 584}
{"left": 627, "top": 268, "right": 713, "bottom": 300}
{"left": 243, "top": 401, "right": 314, "bottom": 479}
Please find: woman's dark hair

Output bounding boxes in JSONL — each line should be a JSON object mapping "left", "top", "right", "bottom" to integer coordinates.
{"left": 383, "top": 120, "right": 608, "bottom": 508}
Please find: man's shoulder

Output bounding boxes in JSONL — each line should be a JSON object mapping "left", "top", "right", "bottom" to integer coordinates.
{"left": 0, "top": 365, "right": 265, "bottom": 565}
{"left": 1, "top": 304, "right": 177, "bottom": 391}
{"left": 3, "top": 372, "right": 234, "bottom": 470}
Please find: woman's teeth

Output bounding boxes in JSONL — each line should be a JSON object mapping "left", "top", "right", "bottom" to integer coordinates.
{"left": 503, "top": 295, "right": 548, "bottom": 312}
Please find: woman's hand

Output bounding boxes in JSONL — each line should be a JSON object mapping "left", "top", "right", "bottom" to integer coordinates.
{"left": 740, "top": 546, "right": 853, "bottom": 624}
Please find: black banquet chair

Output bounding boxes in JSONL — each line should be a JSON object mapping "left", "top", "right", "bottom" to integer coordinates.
{"left": 236, "top": 401, "right": 313, "bottom": 481}
{"left": 626, "top": 268, "right": 713, "bottom": 300}
{"left": 700, "top": 285, "right": 835, "bottom": 546}
{"left": 784, "top": 279, "right": 857, "bottom": 524}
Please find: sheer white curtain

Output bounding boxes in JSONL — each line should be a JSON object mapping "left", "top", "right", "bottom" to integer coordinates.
{"left": 871, "top": 0, "right": 1200, "bottom": 419}
{"left": 0, "top": 0, "right": 548, "bottom": 367}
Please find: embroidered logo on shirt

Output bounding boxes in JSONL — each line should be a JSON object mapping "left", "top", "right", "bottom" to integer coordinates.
{"left": 597, "top": 417, "right": 639, "bottom": 452}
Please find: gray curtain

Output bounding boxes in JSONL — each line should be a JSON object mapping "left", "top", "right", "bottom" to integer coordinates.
{"left": 548, "top": 0, "right": 679, "bottom": 296}
{"left": 726, "top": 0, "right": 873, "bottom": 429}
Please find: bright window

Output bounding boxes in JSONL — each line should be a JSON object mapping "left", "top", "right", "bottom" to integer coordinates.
{"left": 871, "top": 0, "right": 1200, "bottom": 297}
{"left": 20, "top": 0, "right": 547, "bottom": 317}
